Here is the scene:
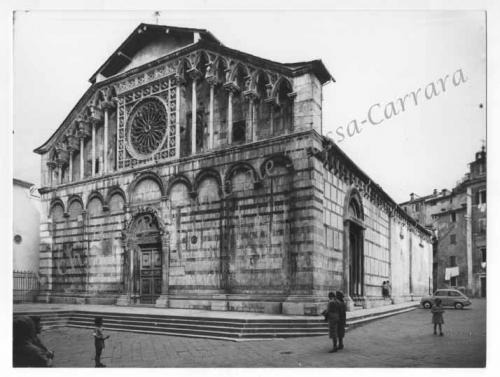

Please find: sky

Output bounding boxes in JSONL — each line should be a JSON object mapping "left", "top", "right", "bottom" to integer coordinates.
{"left": 12, "top": 9, "right": 486, "bottom": 203}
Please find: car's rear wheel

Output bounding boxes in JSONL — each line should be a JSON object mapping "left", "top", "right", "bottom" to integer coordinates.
{"left": 455, "top": 302, "right": 464, "bottom": 310}
{"left": 423, "top": 301, "right": 432, "bottom": 309}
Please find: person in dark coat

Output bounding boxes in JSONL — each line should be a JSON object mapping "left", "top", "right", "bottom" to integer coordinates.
{"left": 336, "top": 291, "right": 347, "bottom": 350}
{"left": 30, "top": 316, "right": 54, "bottom": 360}
{"left": 13, "top": 316, "right": 51, "bottom": 367}
{"left": 326, "top": 291, "right": 341, "bottom": 353}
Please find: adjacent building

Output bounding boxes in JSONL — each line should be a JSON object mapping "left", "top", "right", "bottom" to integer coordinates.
{"left": 13, "top": 178, "right": 41, "bottom": 272}
{"left": 400, "top": 147, "right": 486, "bottom": 297}
{"left": 34, "top": 23, "right": 432, "bottom": 314}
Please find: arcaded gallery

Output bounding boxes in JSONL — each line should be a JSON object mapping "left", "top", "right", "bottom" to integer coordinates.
{"left": 35, "top": 24, "right": 433, "bottom": 315}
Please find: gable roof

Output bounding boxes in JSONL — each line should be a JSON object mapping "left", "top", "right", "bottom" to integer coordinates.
{"left": 89, "top": 23, "right": 221, "bottom": 83}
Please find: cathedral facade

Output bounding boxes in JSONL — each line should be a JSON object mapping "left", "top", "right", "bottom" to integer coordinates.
{"left": 35, "top": 24, "right": 432, "bottom": 314}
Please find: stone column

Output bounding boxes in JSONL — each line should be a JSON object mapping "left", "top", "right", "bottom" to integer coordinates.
{"left": 466, "top": 186, "right": 473, "bottom": 295}
{"left": 91, "top": 124, "right": 96, "bottom": 176}
{"left": 189, "top": 69, "right": 202, "bottom": 155}
{"left": 175, "top": 76, "right": 182, "bottom": 159}
{"left": 47, "top": 161, "right": 56, "bottom": 187}
{"left": 68, "top": 151, "right": 73, "bottom": 182}
{"left": 208, "top": 82, "right": 215, "bottom": 149}
{"left": 79, "top": 137, "right": 85, "bottom": 179}
{"left": 227, "top": 91, "right": 233, "bottom": 145}
{"left": 103, "top": 108, "right": 108, "bottom": 174}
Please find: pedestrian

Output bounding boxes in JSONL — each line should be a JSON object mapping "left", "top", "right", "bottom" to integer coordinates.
{"left": 335, "top": 291, "right": 347, "bottom": 350}
{"left": 13, "top": 316, "right": 52, "bottom": 367}
{"left": 382, "top": 281, "right": 388, "bottom": 298}
{"left": 325, "top": 291, "right": 341, "bottom": 353}
{"left": 386, "top": 280, "right": 392, "bottom": 298}
{"left": 93, "top": 316, "right": 110, "bottom": 367}
{"left": 30, "top": 316, "right": 54, "bottom": 360}
{"left": 431, "top": 298, "right": 445, "bottom": 336}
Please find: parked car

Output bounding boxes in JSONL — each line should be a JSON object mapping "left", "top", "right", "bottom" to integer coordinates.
{"left": 420, "top": 289, "right": 472, "bottom": 309}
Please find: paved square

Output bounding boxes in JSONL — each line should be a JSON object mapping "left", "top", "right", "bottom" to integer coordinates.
{"left": 40, "top": 299, "right": 486, "bottom": 367}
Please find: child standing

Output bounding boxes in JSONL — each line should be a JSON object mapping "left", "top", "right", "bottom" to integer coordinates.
{"left": 93, "top": 317, "right": 110, "bottom": 367}
{"left": 431, "top": 298, "right": 445, "bottom": 336}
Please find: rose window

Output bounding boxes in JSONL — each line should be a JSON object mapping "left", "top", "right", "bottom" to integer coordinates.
{"left": 127, "top": 98, "right": 167, "bottom": 157}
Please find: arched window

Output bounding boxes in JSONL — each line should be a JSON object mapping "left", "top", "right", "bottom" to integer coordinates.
{"left": 273, "top": 80, "right": 294, "bottom": 136}
{"left": 213, "top": 59, "right": 228, "bottom": 148}
{"left": 231, "top": 65, "right": 248, "bottom": 144}
{"left": 255, "top": 73, "right": 271, "bottom": 140}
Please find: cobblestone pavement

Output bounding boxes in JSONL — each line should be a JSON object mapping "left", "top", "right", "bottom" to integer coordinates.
{"left": 40, "top": 299, "right": 486, "bottom": 368}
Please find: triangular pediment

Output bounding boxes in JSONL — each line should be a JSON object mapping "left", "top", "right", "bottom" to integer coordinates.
{"left": 91, "top": 24, "right": 221, "bottom": 83}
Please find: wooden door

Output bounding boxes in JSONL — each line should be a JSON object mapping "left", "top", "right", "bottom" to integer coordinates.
{"left": 139, "top": 246, "right": 162, "bottom": 304}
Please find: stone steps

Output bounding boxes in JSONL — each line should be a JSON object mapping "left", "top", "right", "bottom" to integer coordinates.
{"left": 14, "top": 304, "right": 417, "bottom": 341}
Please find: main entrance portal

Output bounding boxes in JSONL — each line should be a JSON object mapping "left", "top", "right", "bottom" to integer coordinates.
{"left": 127, "top": 212, "right": 164, "bottom": 305}
{"left": 138, "top": 245, "right": 162, "bottom": 304}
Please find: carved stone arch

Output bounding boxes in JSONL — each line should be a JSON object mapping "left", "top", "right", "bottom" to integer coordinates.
{"left": 128, "top": 171, "right": 166, "bottom": 203}
{"left": 105, "top": 186, "right": 127, "bottom": 205}
{"left": 213, "top": 56, "right": 229, "bottom": 83}
{"left": 229, "top": 62, "right": 250, "bottom": 84}
{"left": 271, "top": 76, "right": 294, "bottom": 100}
{"left": 193, "top": 168, "right": 222, "bottom": 195}
{"left": 343, "top": 186, "right": 365, "bottom": 223}
{"left": 49, "top": 198, "right": 65, "bottom": 213}
{"left": 67, "top": 194, "right": 84, "bottom": 210}
{"left": 91, "top": 90, "right": 106, "bottom": 107}
{"left": 250, "top": 69, "right": 271, "bottom": 92}
{"left": 176, "top": 57, "right": 193, "bottom": 79}
{"left": 259, "top": 153, "right": 294, "bottom": 178}
{"left": 66, "top": 194, "right": 84, "bottom": 219}
{"left": 86, "top": 190, "right": 105, "bottom": 208}
{"left": 224, "top": 162, "right": 260, "bottom": 194}
{"left": 166, "top": 174, "right": 192, "bottom": 197}
{"left": 125, "top": 206, "right": 165, "bottom": 235}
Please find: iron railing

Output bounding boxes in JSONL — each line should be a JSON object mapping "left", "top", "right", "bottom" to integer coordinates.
{"left": 13, "top": 271, "right": 40, "bottom": 303}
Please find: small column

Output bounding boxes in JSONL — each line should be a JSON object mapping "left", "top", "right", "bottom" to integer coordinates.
{"left": 57, "top": 163, "right": 63, "bottom": 185}
{"left": 91, "top": 124, "right": 96, "bottom": 176}
{"left": 47, "top": 161, "right": 56, "bottom": 187}
{"left": 68, "top": 151, "right": 73, "bottom": 182}
{"left": 227, "top": 91, "right": 233, "bottom": 145}
{"left": 79, "top": 137, "right": 85, "bottom": 179}
{"left": 191, "top": 79, "right": 197, "bottom": 154}
{"left": 188, "top": 68, "right": 202, "bottom": 155}
{"left": 103, "top": 108, "right": 108, "bottom": 174}
{"left": 208, "top": 82, "right": 215, "bottom": 149}
{"left": 174, "top": 75, "right": 184, "bottom": 159}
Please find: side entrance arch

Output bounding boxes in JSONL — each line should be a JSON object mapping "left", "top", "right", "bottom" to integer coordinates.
{"left": 343, "top": 188, "right": 365, "bottom": 309}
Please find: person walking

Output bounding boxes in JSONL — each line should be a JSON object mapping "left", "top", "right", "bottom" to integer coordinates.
{"left": 93, "top": 317, "right": 110, "bottom": 367}
{"left": 431, "top": 298, "right": 445, "bottom": 336}
{"left": 335, "top": 291, "right": 347, "bottom": 350}
{"left": 325, "top": 291, "right": 341, "bottom": 353}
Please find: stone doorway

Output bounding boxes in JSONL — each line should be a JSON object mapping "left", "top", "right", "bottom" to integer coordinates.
{"left": 137, "top": 245, "right": 162, "bottom": 304}
{"left": 349, "top": 223, "right": 364, "bottom": 299}
{"left": 124, "top": 211, "right": 166, "bottom": 305}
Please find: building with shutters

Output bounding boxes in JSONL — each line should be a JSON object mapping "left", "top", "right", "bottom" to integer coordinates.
{"left": 400, "top": 147, "right": 486, "bottom": 297}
